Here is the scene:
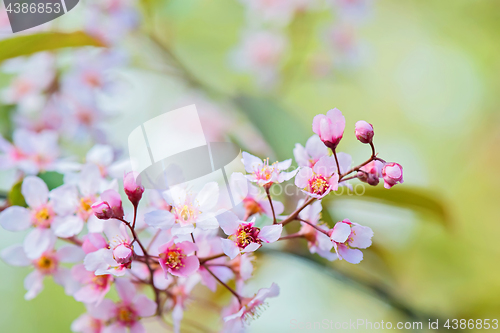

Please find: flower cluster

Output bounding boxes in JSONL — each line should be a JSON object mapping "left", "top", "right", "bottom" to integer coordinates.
{"left": 0, "top": 107, "right": 402, "bottom": 332}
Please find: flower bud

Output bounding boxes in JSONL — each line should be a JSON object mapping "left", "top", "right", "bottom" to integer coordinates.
{"left": 123, "top": 171, "right": 144, "bottom": 206}
{"left": 358, "top": 160, "right": 383, "bottom": 186}
{"left": 312, "top": 108, "right": 345, "bottom": 150}
{"left": 112, "top": 243, "right": 133, "bottom": 265}
{"left": 355, "top": 120, "right": 374, "bottom": 144}
{"left": 382, "top": 163, "right": 403, "bottom": 189}
{"left": 91, "top": 201, "right": 113, "bottom": 220}
{"left": 100, "top": 189, "right": 124, "bottom": 219}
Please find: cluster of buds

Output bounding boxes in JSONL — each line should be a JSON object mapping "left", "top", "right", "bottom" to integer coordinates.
{"left": 0, "top": 108, "right": 402, "bottom": 332}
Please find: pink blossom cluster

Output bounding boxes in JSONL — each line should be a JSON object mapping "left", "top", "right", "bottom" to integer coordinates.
{"left": 0, "top": 107, "right": 402, "bottom": 332}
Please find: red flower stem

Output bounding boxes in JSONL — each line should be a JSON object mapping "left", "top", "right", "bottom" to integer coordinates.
{"left": 203, "top": 264, "right": 242, "bottom": 305}
{"left": 199, "top": 253, "right": 226, "bottom": 264}
{"left": 278, "top": 233, "right": 304, "bottom": 241}
{"left": 297, "top": 218, "right": 330, "bottom": 236}
{"left": 332, "top": 149, "right": 341, "bottom": 177}
{"left": 265, "top": 187, "right": 277, "bottom": 224}
{"left": 280, "top": 197, "right": 316, "bottom": 226}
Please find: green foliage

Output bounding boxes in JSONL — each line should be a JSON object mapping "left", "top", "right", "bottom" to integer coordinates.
{"left": 0, "top": 32, "right": 105, "bottom": 64}
{"left": 38, "top": 171, "right": 64, "bottom": 191}
{"left": 7, "top": 179, "right": 26, "bottom": 207}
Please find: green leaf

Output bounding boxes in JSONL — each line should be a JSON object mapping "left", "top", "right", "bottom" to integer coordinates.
{"left": 234, "top": 95, "right": 310, "bottom": 160}
{"left": 0, "top": 31, "right": 105, "bottom": 63}
{"left": 38, "top": 171, "right": 64, "bottom": 191}
{"left": 326, "top": 186, "right": 450, "bottom": 226}
{"left": 8, "top": 180, "right": 27, "bottom": 207}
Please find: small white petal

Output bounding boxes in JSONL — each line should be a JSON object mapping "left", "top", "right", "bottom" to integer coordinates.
{"left": 1, "top": 244, "right": 31, "bottom": 266}
{"left": 0, "top": 206, "right": 31, "bottom": 231}
{"left": 21, "top": 176, "right": 49, "bottom": 208}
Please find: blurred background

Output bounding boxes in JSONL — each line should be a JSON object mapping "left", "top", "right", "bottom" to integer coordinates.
{"left": 1, "top": 0, "right": 499, "bottom": 332}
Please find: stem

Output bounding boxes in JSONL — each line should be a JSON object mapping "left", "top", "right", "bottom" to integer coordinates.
{"left": 339, "top": 141, "right": 381, "bottom": 181}
{"left": 332, "top": 149, "right": 341, "bottom": 176}
{"left": 203, "top": 264, "right": 242, "bottom": 305}
{"left": 280, "top": 197, "right": 316, "bottom": 226}
{"left": 191, "top": 233, "right": 197, "bottom": 256}
{"left": 132, "top": 204, "right": 138, "bottom": 229}
{"left": 60, "top": 236, "right": 83, "bottom": 246}
{"left": 297, "top": 219, "right": 329, "bottom": 236}
{"left": 278, "top": 233, "right": 304, "bottom": 241}
{"left": 199, "top": 253, "right": 226, "bottom": 264}
{"left": 265, "top": 187, "right": 277, "bottom": 224}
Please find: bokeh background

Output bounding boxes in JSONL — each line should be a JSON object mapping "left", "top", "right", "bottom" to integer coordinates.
{"left": 1, "top": 0, "right": 499, "bottom": 332}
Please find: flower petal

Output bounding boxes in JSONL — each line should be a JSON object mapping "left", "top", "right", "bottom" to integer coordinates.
{"left": 49, "top": 184, "right": 79, "bottom": 216}
{"left": 329, "top": 222, "right": 351, "bottom": 244}
{"left": 57, "top": 245, "right": 85, "bottom": 263}
{"left": 24, "top": 228, "right": 55, "bottom": 259}
{"left": 196, "top": 182, "right": 219, "bottom": 211}
{"left": 294, "top": 168, "right": 313, "bottom": 189}
{"left": 337, "top": 244, "right": 363, "bottom": 264}
{"left": 24, "top": 270, "right": 44, "bottom": 300}
{"left": 241, "top": 152, "right": 263, "bottom": 173}
{"left": 134, "top": 294, "right": 157, "bottom": 317}
{"left": 259, "top": 224, "right": 282, "bottom": 243}
{"left": 217, "top": 211, "right": 240, "bottom": 235}
{"left": 221, "top": 238, "right": 239, "bottom": 260}
{"left": 0, "top": 206, "right": 31, "bottom": 231}
{"left": 52, "top": 216, "right": 84, "bottom": 238}
{"left": 0, "top": 244, "right": 31, "bottom": 266}
{"left": 313, "top": 156, "right": 336, "bottom": 176}
{"left": 144, "top": 210, "right": 175, "bottom": 230}
{"left": 349, "top": 224, "right": 373, "bottom": 249}
{"left": 115, "top": 278, "right": 136, "bottom": 303}
{"left": 21, "top": 176, "right": 49, "bottom": 208}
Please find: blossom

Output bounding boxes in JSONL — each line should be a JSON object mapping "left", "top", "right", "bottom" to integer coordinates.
{"left": 230, "top": 172, "right": 284, "bottom": 219}
{"left": 294, "top": 156, "right": 340, "bottom": 198}
{"left": 0, "top": 176, "right": 65, "bottom": 259}
{"left": 329, "top": 219, "right": 373, "bottom": 264}
{"left": 123, "top": 171, "right": 144, "bottom": 206}
{"left": 72, "top": 264, "right": 114, "bottom": 305}
{"left": 357, "top": 160, "right": 384, "bottom": 186}
{"left": 382, "top": 163, "right": 404, "bottom": 189}
{"left": 312, "top": 108, "right": 346, "bottom": 150}
{"left": 92, "top": 189, "right": 124, "bottom": 220}
{"left": 1, "top": 244, "right": 83, "bottom": 300}
{"left": 158, "top": 239, "right": 199, "bottom": 277}
{"left": 144, "top": 182, "right": 219, "bottom": 235}
{"left": 296, "top": 200, "right": 336, "bottom": 261}
{"left": 293, "top": 135, "right": 329, "bottom": 168}
{"left": 91, "top": 279, "right": 156, "bottom": 332}
{"left": 70, "top": 305, "right": 106, "bottom": 333}
{"left": 218, "top": 211, "right": 282, "bottom": 259}
{"left": 242, "top": 152, "right": 298, "bottom": 188}
{"left": 166, "top": 275, "right": 201, "bottom": 333}
{"left": 355, "top": 120, "right": 374, "bottom": 144}
{"left": 224, "top": 283, "right": 280, "bottom": 324}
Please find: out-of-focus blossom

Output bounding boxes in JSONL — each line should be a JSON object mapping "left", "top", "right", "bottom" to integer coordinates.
{"left": 144, "top": 183, "right": 219, "bottom": 235}
{"left": 293, "top": 135, "right": 329, "bottom": 168}
{"left": 297, "top": 200, "right": 336, "bottom": 261}
{"left": 312, "top": 108, "right": 346, "bottom": 150}
{"left": 166, "top": 275, "right": 200, "bottom": 333}
{"left": 70, "top": 304, "right": 106, "bottom": 333}
{"left": 223, "top": 283, "right": 280, "bottom": 324}
{"left": 230, "top": 30, "right": 287, "bottom": 87}
{"left": 72, "top": 264, "right": 114, "bottom": 305}
{"left": 218, "top": 211, "right": 282, "bottom": 259}
{"left": 329, "top": 219, "right": 373, "bottom": 264}
{"left": 1, "top": 244, "right": 83, "bottom": 300}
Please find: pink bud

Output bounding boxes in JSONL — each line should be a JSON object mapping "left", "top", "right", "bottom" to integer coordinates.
{"left": 312, "top": 108, "right": 346, "bottom": 150}
{"left": 355, "top": 120, "right": 374, "bottom": 144}
{"left": 382, "top": 163, "right": 403, "bottom": 189}
{"left": 112, "top": 243, "right": 133, "bottom": 265}
{"left": 358, "top": 160, "right": 383, "bottom": 186}
{"left": 100, "top": 189, "right": 124, "bottom": 219}
{"left": 123, "top": 171, "right": 144, "bottom": 206}
{"left": 91, "top": 201, "right": 113, "bottom": 220}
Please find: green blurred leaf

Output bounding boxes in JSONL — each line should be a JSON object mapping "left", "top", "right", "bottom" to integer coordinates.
{"left": 234, "top": 95, "right": 310, "bottom": 160}
{"left": 0, "top": 104, "right": 15, "bottom": 138}
{"left": 8, "top": 180, "right": 27, "bottom": 207}
{"left": 0, "top": 32, "right": 105, "bottom": 63}
{"left": 38, "top": 171, "right": 64, "bottom": 191}
{"left": 327, "top": 186, "right": 450, "bottom": 226}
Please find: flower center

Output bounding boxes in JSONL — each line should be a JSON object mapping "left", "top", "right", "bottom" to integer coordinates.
{"left": 160, "top": 248, "right": 186, "bottom": 270}
{"left": 32, "top": 206, "right": 54, "bottom": 228}
{"left": 174, "top": 205, "right": 198, "bottom": 224}
{"left": 35, "top": 253, "right": 58, "bottom": 274}
{"left": 236, "top": 224, "right": 261, "bottom": 248}
{"left": 116, "top": 305, "right": 138, "bottom": 326}
{"left": 92, "top": 275, "right": 111, "bottom": 289}
{"left": 78, "top": 197, "right": 94, "bottom": 220}
{"left": 309, "top": 175, "right": 329, "bottom": 195}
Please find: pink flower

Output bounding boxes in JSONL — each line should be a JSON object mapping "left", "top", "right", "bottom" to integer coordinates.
{"left": 82, "top": 233, "right": 108, "bottom": 254}
{"left": 312, "top": 108, "right": 346, "bottom": 150}
{"left": 158, "top": 239, "right": 199, "bottom": 277}
{"left": 224, "top": 283, "right": 280, "bottom": 324}
{"left": 71, "top": 305, "right": 106, "bottom": 333}
{"left": 92, "top": 189, "right": 124, "bottom": 220}
{"left": 357, "top": 160, "right": 384, "bottom": 186}
{"left": 91, "top": 279, "right": 156, "bottom": 332}
{"left": 166, "top": 275, "right": 201, "bottom": 333}
{"left": 382, "top": 163, "right": 404, "bottom": 189}
{"left": 329, "top": 219, "right": 373, "bottom": 264}
{"left": 355, "top": 120, "right": 374, "bottom": 144}
{"left": 293, "top": 135, "right": 329, "bottom": 168}
{"left": 296, "top": 200, "right": 336, "bottom": 261}
{"left": 144, "top": 182, "right": 219, "bottom": 235}
{"left": 218, "top": 211, "right": 282, "bottom": 259}
{"left": 242, "top": 152, "right": 298, "bottom": 189}
{"left": 72, "top": 264, "right": 114, "bottom": 305}
{"left": 0, "top": 176, "right": 65, "bottom": 259}
{"left": 230, "top": 172, "right": 284, "bottom": 219}
{"left": 294, "top": 156, "right": 340, "bottom": 198}
{"left": 123, "top": 171, "right": 144, "bottom": 206}
{"left": 1, "top": 244, "right": 83, "bottom": 300}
